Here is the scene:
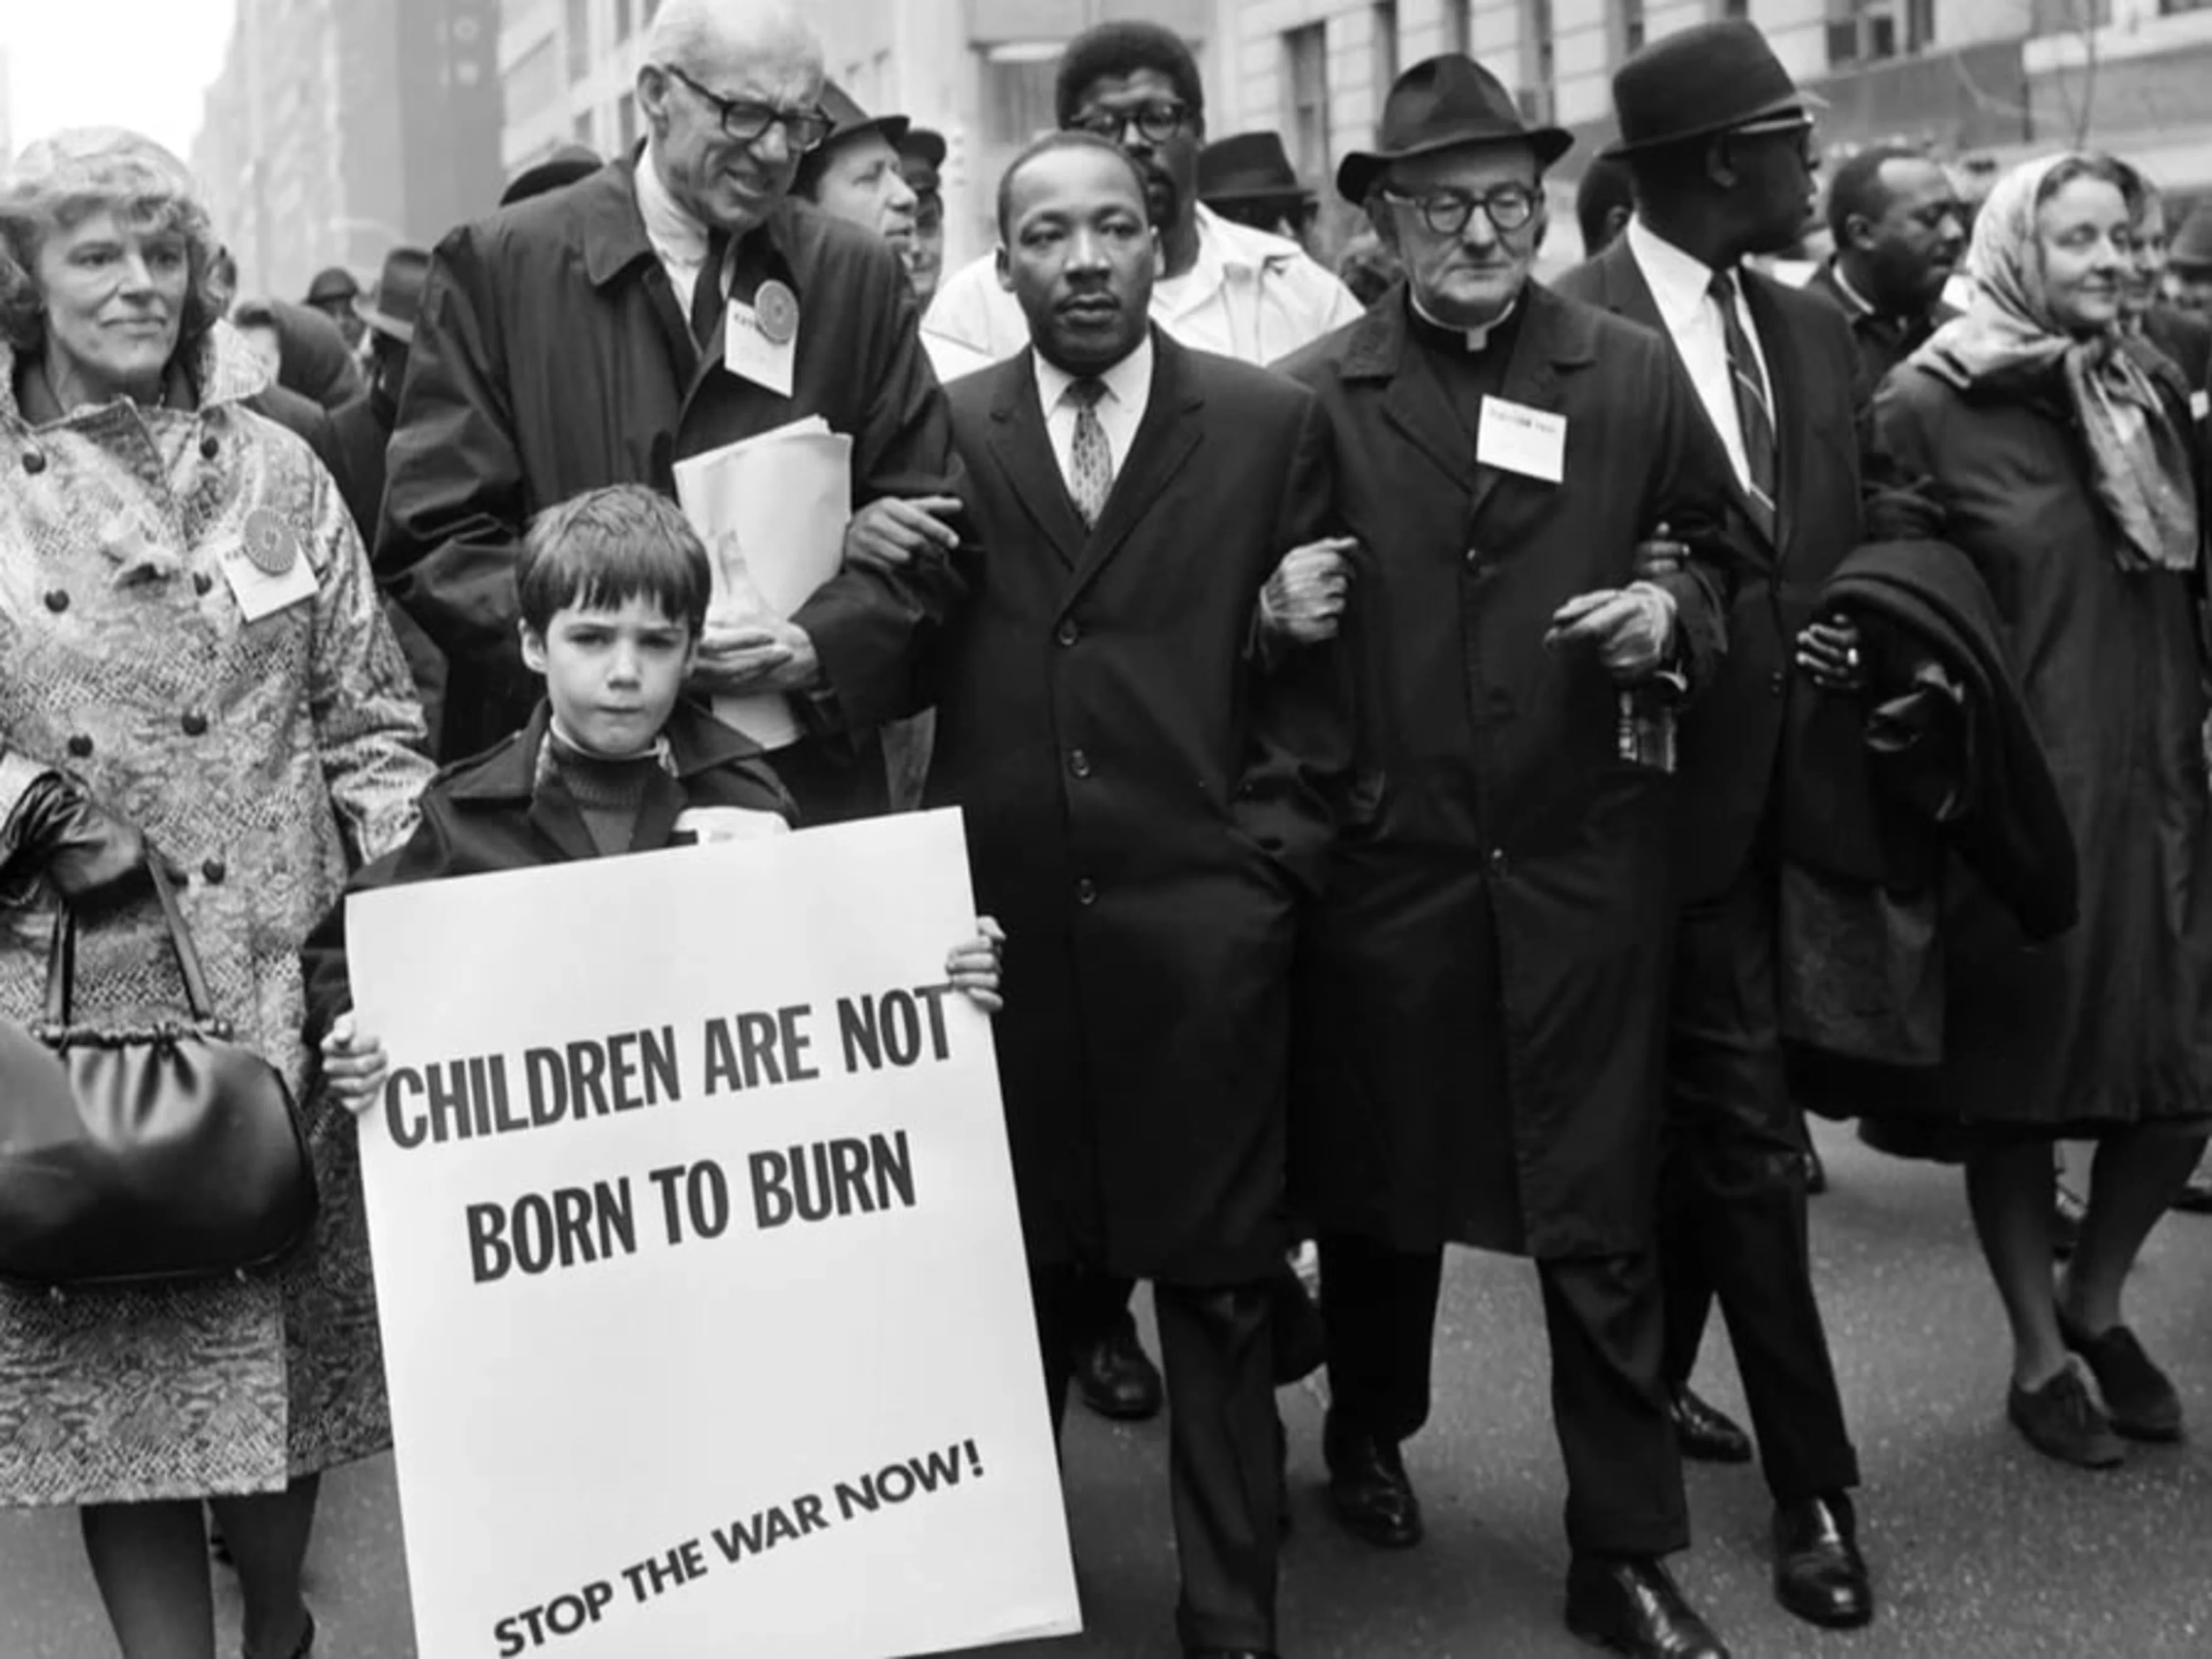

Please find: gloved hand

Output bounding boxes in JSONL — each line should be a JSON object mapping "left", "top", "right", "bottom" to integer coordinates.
{"left": 1258, "top": 537, "right": 1359, "bottom": 647}
{"left": 2, "top": 772, "right": 158, "bottom": 911}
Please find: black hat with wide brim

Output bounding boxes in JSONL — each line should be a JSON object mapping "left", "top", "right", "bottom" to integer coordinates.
{"left": 500, "top": 143, "right": 603, "bottom": 207}
{"left": 1201, "top": 132, "right": 1315, "bottom": 204}
{"left": 1337, "top": 55, "right": 1573, "bottom": 204}
{"left": 1601, "top": 21, "right": 1826, "bottom": 159}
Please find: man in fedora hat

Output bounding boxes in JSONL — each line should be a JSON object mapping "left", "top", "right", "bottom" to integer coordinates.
{"left": 2169, "top": 199, "right": 2212, "bottom": 314}
{"left": 1279, "top": 51, "right": 1750, "bottom": 1659}
{"left": 1553, "top": 20, "right": 1881, "bottom": 1634}
{"left": 793, "top": 82, "right": 919, "bottom": 255}
{"left": 1199, "top": 131, "right": 1318, "bottom": 248}
{"left": 897, "top": 126, "right": 949, "bottom": 305}
{"left": 305, "top": 264, "right": 368, "bottom": 353}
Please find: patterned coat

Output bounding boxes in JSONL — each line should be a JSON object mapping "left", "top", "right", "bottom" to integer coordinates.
{"left": 0, "top": 323, "right": 431, "bottom": 1505}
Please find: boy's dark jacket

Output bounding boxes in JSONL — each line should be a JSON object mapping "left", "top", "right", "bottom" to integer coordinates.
{"left": 302, "top": 699, "right": 794, "bottom": 1041}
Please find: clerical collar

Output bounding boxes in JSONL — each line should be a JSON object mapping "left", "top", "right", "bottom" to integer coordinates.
{"left": 1407, "top": 290, "right": 1518, "bottom": 353}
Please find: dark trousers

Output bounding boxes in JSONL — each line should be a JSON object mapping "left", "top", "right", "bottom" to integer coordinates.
{"left": 1319, "top": 1234, "right": 1689, "bottom": 1559}
{"left": 1032, "top": 1264, "right": 1278, "bottom": 1653}
{"left": 1660, "top": 856, "right": 1859, "bottom": 1503}
{"left": 1069, "top": 1263, "right": 1324, "bottom": 1387}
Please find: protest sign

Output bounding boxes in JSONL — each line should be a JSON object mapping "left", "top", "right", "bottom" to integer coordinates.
{"left": 347, "top": 810, "right": 1081, "bottom": 1659}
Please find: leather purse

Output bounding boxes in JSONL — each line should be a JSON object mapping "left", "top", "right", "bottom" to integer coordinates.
{"left": 0, "top": 862, "right": 318, "bottom": 1290}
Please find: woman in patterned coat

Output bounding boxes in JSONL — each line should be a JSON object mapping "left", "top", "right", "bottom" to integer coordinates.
{"left": 0, "top": 129, "right": 431, "bottom": 1658}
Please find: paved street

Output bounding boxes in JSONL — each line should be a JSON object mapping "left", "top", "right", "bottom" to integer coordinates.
{"left": 3, "top": 1119, "right": 2209, "bottom": 1657}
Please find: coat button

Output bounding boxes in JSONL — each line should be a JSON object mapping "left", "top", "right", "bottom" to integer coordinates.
{"left": 1486, "top": 688, "right": 1514, "bottom": 717}
{"left": 1069, "top": 747, "right": 1092, "bottom": 779}
{"left": 200, "top": 858, "right": 227, "bottom": 885}
{"left": 1074, "top": 877, "right": 1098, "bottom": 906}
{"left": 181, "top": 711, "right": 209, "bottom": 737}
{"left": 1770, "top": 670, "right": 1787, "bottom": 695}
{"left": 199, "top": 434, "right": 220, "bottom": 460}
{"left": 1488, "top": 847, "right": 1509, "bottom": 874}
{"left": 43, "top": 589, "right": 68, "bottom": 613}
{"left": 21, "top": 450, "right": 44, "bottom": 475}
{"left": 1056, "top": 618, "right": 1080, "bottom": 646}
{"left": 65, "top": 734, "right": 93, "bottom": 759}
{"left": 193, "top": 572, "right": 214, "bottom": 596}
{"left": 1464, "top": 547, "right": 1481, "bottom": 567}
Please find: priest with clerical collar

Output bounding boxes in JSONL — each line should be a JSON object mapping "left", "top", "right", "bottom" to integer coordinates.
{"left": 1275, "top": 51, "right": 1752, "bottom": 1659}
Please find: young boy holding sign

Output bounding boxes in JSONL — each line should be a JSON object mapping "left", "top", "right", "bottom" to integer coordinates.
{"left": 305, "top": 484, "right": 1002, "bottom": 1099}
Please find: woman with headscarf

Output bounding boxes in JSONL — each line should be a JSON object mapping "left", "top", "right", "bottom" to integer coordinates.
{"left": 0, "top": 128, "right": 431, "bottom": 1657}
{"left": 1875, "top": 152, "right": 2211, "bottom": 1471}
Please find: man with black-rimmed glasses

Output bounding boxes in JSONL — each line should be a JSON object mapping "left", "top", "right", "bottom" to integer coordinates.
{"left": 381, "top": 0, "right": 967, "bottom": 817}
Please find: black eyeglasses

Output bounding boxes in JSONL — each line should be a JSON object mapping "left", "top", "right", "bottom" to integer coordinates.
{"left": 1377, "top": 183, "right": 1541, "bottom": 236}
{"left": 659, "top": 64, "right": 832, "bottom": 153}
{"left": 1067, "top": 100, "right": 1194, "bottom": 146}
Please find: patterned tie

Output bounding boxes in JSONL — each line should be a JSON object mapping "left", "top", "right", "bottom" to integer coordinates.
{"left": 688, "top": 229, "right": 731, "bottom": 349}
{"left": 1065, "top": 378, "right": 1113, "bottom": 531}
{"left": 1711, "top": 270, "right": 1779, "bottom": 543}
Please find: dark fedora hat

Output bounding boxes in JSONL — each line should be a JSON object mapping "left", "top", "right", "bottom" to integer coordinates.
{"left": 1200, "top": 132, "right": 1313, "bottom": 204}
{"left": 303, "top": 266, "right": 359, "bottom": 308}
{"left": 500, "top": 142, "right": 601, "bottom": 207}
{"left": 1338, "top": 55, "right": 1573, "bottom": 204}
{"left": 796, "top": 83, "right": 911, "bottom": 194}
{"left": 1603, "top": 22, "right": 1825, "bottom": 159}
{"left": 2171, "top": 201, "right": 2212, "bottom": 271}
{"left": 897, "top": 126, "right": 947, "bottom": 196}
{"left": 354, "top": 245, "right": 431, "bottom": 345}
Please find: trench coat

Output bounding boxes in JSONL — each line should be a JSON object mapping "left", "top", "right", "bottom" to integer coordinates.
{"left": 926, "top": 336, "right": 1349, "bottom": 1286}
{"left": 0, "top": 323, "right": 431, "bottom": 1503}
{"left": 379, "top": 161, "right": 965, "bottom": 814}
{"left": 1277, "top": 284, "right": 1740, "bottom": 1260}
{"left": 1873, "top": 353, "right": 2212, "bottom": 1125}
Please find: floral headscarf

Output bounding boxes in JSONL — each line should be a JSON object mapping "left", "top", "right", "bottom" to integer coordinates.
{"left": 1912, "top": 153, "right": 2197, "bottom": 574}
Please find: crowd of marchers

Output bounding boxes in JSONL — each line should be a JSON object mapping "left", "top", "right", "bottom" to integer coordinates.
{"left": 1, "top": 2, "right": 2210, "bottom": 1657}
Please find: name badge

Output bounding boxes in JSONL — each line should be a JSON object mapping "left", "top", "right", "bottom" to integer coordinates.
{"left": 1476, "top": 395, "right": 1566, "bottom": 484}
{"left": 218, "top": 507, "right": 316, "bottom": 622}
{"left": 723, "top": 300, "right": 797, "bottom": 398}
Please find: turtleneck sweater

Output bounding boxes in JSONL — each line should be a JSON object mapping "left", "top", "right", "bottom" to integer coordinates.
{"left": 539, "top": 726, "right": 669, "bottom": 855}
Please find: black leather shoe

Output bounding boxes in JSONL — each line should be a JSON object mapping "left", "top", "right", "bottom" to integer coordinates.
{"left": 1073, "top": 1313, "right": 1162, "bottom": 1422}
{"left": 2173, "top": 1176, "right": 2212, "bottom": 1214}
{"left": 1772, "top": 1496, "right": 1873, "bottom": 1629}
{"left": 1565, "top": 1556, "right": 1729, "bottom": 1657}
{"left": 1671, "top": 1386, "right": 1752, "bottom": 1465}
{"left": 1322, "top": 1412, "right": 1423, "bottom": 1548}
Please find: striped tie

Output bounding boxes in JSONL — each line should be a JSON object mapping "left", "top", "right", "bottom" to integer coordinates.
{"left": 1065, "top": 378, "right": 1113, "bottom": 531}
{"left": 1711, "top": 270, "right": 1778, "bottom": 544}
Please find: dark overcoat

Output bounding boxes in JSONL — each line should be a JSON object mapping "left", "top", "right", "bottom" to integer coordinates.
{"left": 926, "top": 336, "right": 1349, "bottom": 1287}
{"left": 378, "top": 161, "right": 964, "bottom": 816}
{"left": 1276, "top": 284, "right": 1738, "bottom": 1260}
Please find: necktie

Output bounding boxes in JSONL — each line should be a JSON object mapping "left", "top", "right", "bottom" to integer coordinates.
{"left": 1711, "top": 270, "right": 1778, "bottom": 543}
{"left": 688, "top": 230, "right": 731, "bottom": 350}
{"left": 1065, "top": 378, "right": 1113, "bottom": 531}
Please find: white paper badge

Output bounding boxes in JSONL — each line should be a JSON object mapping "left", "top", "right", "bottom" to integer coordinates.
{"left": 724, "top": 300, "right": 797, "bottom": 398}
{"left": 1476, "top": 395, "right": 1567, "bottom": 484}
{"left": 217, "top": 513, "right": 316, "bottom": 622}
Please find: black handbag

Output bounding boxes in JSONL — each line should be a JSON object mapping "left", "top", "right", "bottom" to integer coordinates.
{"left": 0, "top": 862, "right": 319, "bottom": 1290}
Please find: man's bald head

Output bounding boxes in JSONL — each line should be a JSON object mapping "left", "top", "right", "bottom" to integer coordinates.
{"left": 644, "top": 0, "right": 820, "bottom": 74}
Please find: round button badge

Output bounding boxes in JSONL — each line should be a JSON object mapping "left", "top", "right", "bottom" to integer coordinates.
{"left": 755, "top": 279, "right": 799, "bottom": 346}
{"left": 241, "top": 507, "right": 302, "bottom": 576}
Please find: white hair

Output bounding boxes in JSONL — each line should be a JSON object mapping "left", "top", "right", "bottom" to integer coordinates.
{"left": 643, "top": 0, "right": 820, "bottom": 71}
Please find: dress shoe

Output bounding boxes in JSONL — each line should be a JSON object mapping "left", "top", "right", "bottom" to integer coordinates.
{"left": 1565, "top": 1555, "right": 1729, "bottom": 1658}
{"left": 1072, "top": 1313, "right": 1162, "bottom": 1422}
{"left": 1772, "top": 1495, "right": 1873, "bottom": 1629}
{"left": 1671, "top": 1386, "right": 1752, "bottom": 1465}
{"left": 2173, "top": 1175, "right": 2212, "bottom": 1214}
{"left": 2052, "top": 1180, "right": 2085, "bottom": 1259}
{"left": 2059, "top": 1313, "right": 2184, "bottom": 1441}
{"left": 1322, "top": 1412, "right": 1422, "bottom": 1548}
{"left": 2007, "top": 1363, "right": 2123, "bottom": 1468}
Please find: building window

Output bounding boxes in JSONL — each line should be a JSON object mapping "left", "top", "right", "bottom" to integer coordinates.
{"left": 1373, "top": 2, "right": 1399, "bottom": 96}
{"left": 615, "top": 0, "right": 634, "bottom": 43}
{"left": 506, "top": 37, "right": 559, "bottom": 122}
{"left": 574, "top": 110, "right": 595, "bottom": 146}
{"left": 1825, "top": 0, "right": 1933, "bottom": 62}
{"left": 1447, "top": 0, "right": 1474, "bottom": 54}
{"left": 619, "top": 91, "right": 639, "bottom": 151}
{"left": 1616, "top": 0, "right": 1647, "bottom": 58}
{"left": 1285, "top": 25, "right": 1331, "bottom": 187}
{"left": 1520, "top": 0, "right": 1556, "bottom": 123}
{"left": 1720, "top": 0, "right": 1751, "bottom": 16}
{"left": 565, "top": 0, "right": 591, "bottom": 82}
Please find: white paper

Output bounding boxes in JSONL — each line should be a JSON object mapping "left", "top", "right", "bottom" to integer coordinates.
{"left": 1476, "top": 394, "right": 1567, "bottom": 485}
{"left": 349, "top": 811, "right": 1082, "bottom": 1659}
{"left": 673, "top": 419, "right": 852, "bottom": 749}
{"left": 724, "top": 300, "right": 797, "bottom": 397}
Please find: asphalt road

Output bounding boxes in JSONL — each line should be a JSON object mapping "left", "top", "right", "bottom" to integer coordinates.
{"left": 3, "top": 1120, "right": 2209, "bottom": 1657}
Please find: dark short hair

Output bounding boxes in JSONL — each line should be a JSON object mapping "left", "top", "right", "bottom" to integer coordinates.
{"left": 996, "top": 130, "right": 1153, "bottom": 244}
{"left": 1054, "top": 22, "right": 1205, "bottom": 128}
{"left": 1574, "top": 157, "right": 1635, "bottom": 254}
{"left": 1826, "top": 144, "right": 1934, "bottom": 244}
{"left": 517, "top": 484, "right": 712, "bottom": 637}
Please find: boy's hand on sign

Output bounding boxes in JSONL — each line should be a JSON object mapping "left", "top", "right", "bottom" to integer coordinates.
{"left": 693, "top": 616, "right": 821, "bottom": 694}
{"left": 321, "top": 1011, "right": 389, "bottom": 1115}
{"left": 947, "top": 916, "right": 1006, "bottom": 1014}
{"left": 844, "top": 495, "right": 964, "bottom": 573}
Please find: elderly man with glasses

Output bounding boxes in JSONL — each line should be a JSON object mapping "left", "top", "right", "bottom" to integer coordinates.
{"left": 380, "top": 0, "right": 966, "bottom": 815}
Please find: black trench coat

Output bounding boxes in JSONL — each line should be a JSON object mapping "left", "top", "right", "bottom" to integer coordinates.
{"left": 1278, "top": 283, "right": 1742, "bottom": 1260}
{"left": 926, "top": 336, "right": 1349, "bottom": 1287}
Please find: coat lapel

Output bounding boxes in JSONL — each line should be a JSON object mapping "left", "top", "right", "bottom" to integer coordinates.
{"left": 984, "top": 351, "right": 1088, "bottom": 569}
{"left": 1071, "top": 335, "right": 1204, "bottom": 596}
{"left": 1463, "top": 286, "right": 1578, "bottom": 531}
{"left": 1346, "top": 293, "right": 1475, "bottom": 495}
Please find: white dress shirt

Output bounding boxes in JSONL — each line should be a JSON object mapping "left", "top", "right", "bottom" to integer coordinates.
{"left": 1625, "top": 216, "right": 1776, "bottom": 496}
{"left": 635, "top": 142, "right": 727, "bottom": 317}
{"left": 1032, "top": 335, "right": 1154, "bottom": 494}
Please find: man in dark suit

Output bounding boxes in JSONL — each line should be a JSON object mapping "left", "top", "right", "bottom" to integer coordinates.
{"left": 1803, "top": 145, "right": 1965, "bottom": 391}
{"left": 1552, "top": 21, "right": 1876, "bottom": 1634}
{"left": 926, "top": 130, "right": 1346, "bottom": 1659}
{"left": 1282, "top": 55, "right": 1744, "bottom": 1659}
